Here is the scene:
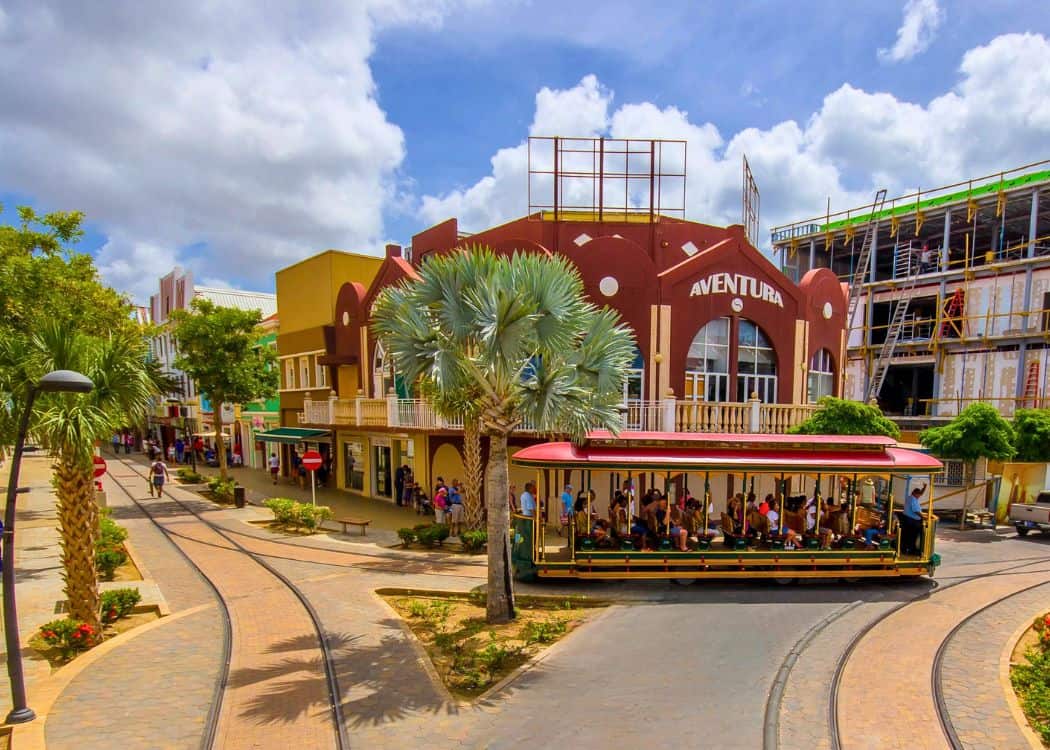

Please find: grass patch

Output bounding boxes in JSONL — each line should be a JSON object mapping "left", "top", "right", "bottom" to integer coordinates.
{"left": 383, "top": 591, "right": 602, "bottom": 699}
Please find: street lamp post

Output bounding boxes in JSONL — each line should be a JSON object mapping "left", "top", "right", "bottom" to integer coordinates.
{"left": 3, "top": 370, "right": 93, "bottom": 724}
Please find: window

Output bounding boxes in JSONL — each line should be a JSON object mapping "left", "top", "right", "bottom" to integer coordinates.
{"left": 373, "top": 342, "right": 394, "bottom": 397}
{"left": 942, "top": 460, "right": 965, "bottom": 487}
{"left": 316, "top": 358, "right": 327, "bottom": 389}
{"left": 299, "top": 357, "right": 311, "bottom": 390}
{"left": 685, "top": 317, "right": 730, "bottom": 401}
{"left": 284, "top": 360, "right": 296, "bottom": 390}
{"left": 808, "top": 349, "right": 835, "bottom": 403}
{"left": 736, "top": 319, "right": 777, "bottom": 402}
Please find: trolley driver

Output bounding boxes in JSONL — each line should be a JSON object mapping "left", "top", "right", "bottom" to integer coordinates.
{"left": 897, "top": 483, "right": 927, "bottom": 555}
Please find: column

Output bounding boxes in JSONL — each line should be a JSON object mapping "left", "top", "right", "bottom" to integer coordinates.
{"left": 941, "top": 207, "right": 951, "bottom": 271}
{"left": 808, "top": 239, "right": 816, "bottom": 273}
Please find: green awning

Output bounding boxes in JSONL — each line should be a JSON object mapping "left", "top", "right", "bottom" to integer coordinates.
{"left": 254, "top": 427, "right": 330, "bottom": 444}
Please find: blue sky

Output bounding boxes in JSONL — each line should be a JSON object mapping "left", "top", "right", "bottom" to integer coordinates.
{"left": 1, "top": 0, "right": 1048, "bottom": 301}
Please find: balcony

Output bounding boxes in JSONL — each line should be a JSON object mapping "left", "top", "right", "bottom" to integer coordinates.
{"left": 298, "top": 392, "right": 815, "bottom": 435}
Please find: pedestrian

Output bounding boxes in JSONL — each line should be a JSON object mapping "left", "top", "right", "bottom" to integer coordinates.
{"left": 124, "top": 432, "right": 133, "bottom": 454}
{"left": 448, "top": 483, "right": 464, "bottom": 536}
{"left": 560, "top": 483, "right": 574, "bottom": 530}
{"left": 111, "top": 433, "right": 121, "bottom": 456}
{"left": 268, "top": 452, "right": 280, "bottom": 484}
{"left": 402, "top": 468, "right": 415, "bottom": 506}
{"left": 395, "top": 464, "right": 406, "bottom": 507}
{"left": 295, "top": 454, "right": 305, "bottom": 489}
{"left": 149, "top": 455, "right": 170, "bottom": 498}
{"left": 434, "top": 486, "right": 448, "bottom": 525}
{"left": 166, "top": 443, "right": 176, "bottom": 463}
{"left": 193, "top": 437, "right": 204, "bottom": 462}
{"left": 509, "top": 483, "right": 519, "bottom": 514}
{"left": 175, "top": 437, "right": 185, "bottom": 464}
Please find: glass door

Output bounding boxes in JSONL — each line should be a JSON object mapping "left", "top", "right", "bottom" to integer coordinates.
{"left": 373, "top": 445, "right": 392, "bottom": 499}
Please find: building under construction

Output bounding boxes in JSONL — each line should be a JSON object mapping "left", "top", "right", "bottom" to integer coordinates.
{"left": 771, "top": 160, "right": 1050, "bottom": 426}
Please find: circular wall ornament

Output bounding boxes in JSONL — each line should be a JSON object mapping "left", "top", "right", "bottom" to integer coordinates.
{"left": 342, "top": 311, "right": 350, "bottom": 326}
{"left": 822, "top": 302, "right": 833, "bottom": 320}
{"left": 599, "top": 276, "right": 619, "bottom": 297}
{"left": 731, "top": 297, "right": 744, "bottom": 313}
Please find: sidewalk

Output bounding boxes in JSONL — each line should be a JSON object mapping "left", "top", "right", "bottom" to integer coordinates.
{"left": 160, "top": 454, "right": 425, "bottom": 540}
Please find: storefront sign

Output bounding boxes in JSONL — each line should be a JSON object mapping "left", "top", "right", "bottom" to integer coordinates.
{"left": 689, "top": 273, "right": 784, "bottom": 308}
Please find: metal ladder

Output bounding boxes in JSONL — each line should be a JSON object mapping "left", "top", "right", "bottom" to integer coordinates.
{"left": 865, "top": 272, "right": 920, "bottom": 402}
{"left": 845, "top": 189, "right": 889, "bottom": 330}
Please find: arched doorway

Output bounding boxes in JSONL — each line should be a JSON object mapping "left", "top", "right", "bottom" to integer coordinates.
{"left": 684, "top": 317, "right": 778, "bottom": 402}
{"left": 372, "top": 341, "right": 413, "bottom": 399}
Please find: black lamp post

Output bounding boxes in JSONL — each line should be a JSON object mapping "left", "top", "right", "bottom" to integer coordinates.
{"left": 3, "top": 369, "right": 93, "bottom": 724}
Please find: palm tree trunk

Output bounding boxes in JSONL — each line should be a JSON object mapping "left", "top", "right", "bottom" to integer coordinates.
{"left": 214, "top": 404, "right": 227, "bottom": 481}
{"left": 463, "top": 416, "right": 485, "bottom": 531}
{"left": 54, "top": 456, "right": 102, "bottom": 632}
{"left": 485, "top": 430, "right": 515, "bottom": 624}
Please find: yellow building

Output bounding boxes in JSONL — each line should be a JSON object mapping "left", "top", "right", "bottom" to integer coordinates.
{"left": 269, "top": 249, "right": 432, "bottom": 500}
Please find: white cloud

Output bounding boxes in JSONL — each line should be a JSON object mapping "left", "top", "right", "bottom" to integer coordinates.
{"left": 418, "top": 33, "right": 1050, "bottom": 247}
{"left": 0, "top": 0, "right": 474, "bottom": 301}
{"left": 878, "top": 0, "right": 945, "bottom": 64}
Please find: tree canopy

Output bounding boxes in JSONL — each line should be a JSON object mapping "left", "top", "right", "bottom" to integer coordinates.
{"left": 1012, "top": 408, "right": 1050, "bottom": 462}
{"left": 171, "top": 297, "right": 278, "bottom": 478}
{"left": 790, "top": 396, "right": 901, "bottom": 439}
{"left": 920, "top": 402, "right": 1016, "bottom": 463}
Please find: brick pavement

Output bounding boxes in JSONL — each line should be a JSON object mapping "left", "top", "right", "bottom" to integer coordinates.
{"left": 107, "top": 468, "right": 339, "bottom": 750}
{"left": 836, "top": 566, "right": 1050, "bottom": 750}
{"left": 45, "top": 607, "right": 224, "bottom": 750}
{"left": 938, "top": 582, "right": 1050, "bottom": 750}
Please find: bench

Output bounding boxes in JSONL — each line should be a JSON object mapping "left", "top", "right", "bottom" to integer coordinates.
{"left": 335, "top": 517, "right": 371, "bottom": 536}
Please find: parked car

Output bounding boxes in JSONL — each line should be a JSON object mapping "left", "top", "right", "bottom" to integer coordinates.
{"left": 1010, "top": 491, "right": 1050, "bottom": 536}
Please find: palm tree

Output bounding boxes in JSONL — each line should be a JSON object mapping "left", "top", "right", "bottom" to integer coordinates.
{"left": 7, "top": 324, "right": 168, "bottom": 631}
{"left": 372, "top": 247, "right": 635, "bottom": 623}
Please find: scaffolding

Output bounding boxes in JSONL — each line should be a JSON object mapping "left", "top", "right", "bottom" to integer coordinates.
{"left": 772, "top": 160, "right": 1050, "bottom": 420}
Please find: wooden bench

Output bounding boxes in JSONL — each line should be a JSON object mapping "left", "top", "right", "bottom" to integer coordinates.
{"left": 334, "top": 517, "right": 371, "bottom": 536}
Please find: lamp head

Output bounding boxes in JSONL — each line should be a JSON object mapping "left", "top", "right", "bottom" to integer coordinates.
{"left": 37, "top": 370, "right": 94, "bottom": 394}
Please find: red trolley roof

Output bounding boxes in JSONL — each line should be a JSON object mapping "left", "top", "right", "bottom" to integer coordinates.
{"left": 511, "top": 432, "right": 942, "bottom": 473}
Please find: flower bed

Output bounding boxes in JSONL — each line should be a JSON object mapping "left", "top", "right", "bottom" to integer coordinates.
{"left": 383, "top": 591, "right": 601, "bottom": 698}
{"left": 1011, "top": 612, "right": 1050, "bottom": 744}
{"left": 32, "top": 587, "right": 149, "bottom": 667}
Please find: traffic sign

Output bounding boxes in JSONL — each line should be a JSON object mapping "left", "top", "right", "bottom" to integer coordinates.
{"left": 301, "top": 450, "right": 323, "bottom": 472}
{"left": 92, "top": 455, "right": 107, "bottom": 479}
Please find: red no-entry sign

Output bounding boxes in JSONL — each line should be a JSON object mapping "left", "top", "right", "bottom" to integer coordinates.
{"left": 93, "top": 455, "right": 107, "bottom": 478}
{"left": 301, "top": 450, "right": 323, "bottom": 472}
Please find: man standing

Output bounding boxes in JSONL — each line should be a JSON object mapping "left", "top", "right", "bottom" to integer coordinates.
{"left": 898, "top": 483, "right": 928, "bottom": 555}
{"left": 560, "top": 483, "right": 574, "bottom": 528}
{"left": 175, "top": 437, "right": 185, "bottom": 465}
{"left": 520, "top": 482, "right": 536, "bottom": 517}
{"left": 395, "top": 464, "right": 406, "bottom": 507}
{"left": 111, "top": 433, "right": 121, "bottom": 456}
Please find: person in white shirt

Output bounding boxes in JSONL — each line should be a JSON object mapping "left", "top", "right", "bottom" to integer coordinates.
{"left": 268, "top": 453, "right": 280, "bottom": 484}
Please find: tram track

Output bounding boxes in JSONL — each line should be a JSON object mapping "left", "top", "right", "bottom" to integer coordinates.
{"left": 826, "top": 553, "right": 1050, "bottom": 750}
{"left": 110, "top": 459, "right": 350, "bottom": 750}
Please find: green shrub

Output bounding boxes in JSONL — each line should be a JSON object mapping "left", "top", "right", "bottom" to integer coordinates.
{"left": 264, "top": 498, "right": 296, "bottom": 525}
{"left": 460, "top": 530, "right": 487, "bottom": 553}
{"left": 476, "top": 642, "right": 521, "bottom": 673}
{"left": 38, "top": 619, "right": 98, "bottom": 659}
{"left": 176, "top": 468, "right": 204, "bottom": 483}
{"left": 417, "top": 524, "right": 450, "bottom": 548}
{"left": 521, "top": 618, "right": 567, "bottom": 646}
{"left": 95, "top": 547, "right": 127, "bottom": 580}
{"left": 296, "top": 504, "right": 332, "bottom": 531}
{"left": 397, "top": 528, "right": 417, "bottom": 546}
{"left": 99, "top": 513, "right": 128, "bottom": 547}
{"left": 207, "top": 476, "right": 236, "bottom": 502}
{"left": 100, "top": 588, "right": 142, "bottom": 623}
{"left": 407, "top": 599, "right": 429, "bottom": 618}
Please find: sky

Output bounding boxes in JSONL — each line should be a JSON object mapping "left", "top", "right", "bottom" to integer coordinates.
{"left": 1, "top": 0, "right": 1049, "bottom": 303}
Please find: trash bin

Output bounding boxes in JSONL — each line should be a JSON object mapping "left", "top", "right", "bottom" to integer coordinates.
{"left": 233, "top": 486, "right": 246, "bottom": 508}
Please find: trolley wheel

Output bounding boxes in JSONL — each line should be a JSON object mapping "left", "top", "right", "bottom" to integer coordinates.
{"left": 1016, "top": 526, "right": 1030, "bottom": 537}
{"left": 672, "top": 578, "right": 696, "bottom": 586}
{"left": 774, "top": 577, "right": 795, "bottom": 586}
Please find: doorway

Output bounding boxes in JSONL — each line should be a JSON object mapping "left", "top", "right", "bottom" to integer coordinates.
{"left": 373, "top": 445, "right": 392, "bottom": 499}
{"left": 879, "top": 364, "right": 934, "bottom": 415}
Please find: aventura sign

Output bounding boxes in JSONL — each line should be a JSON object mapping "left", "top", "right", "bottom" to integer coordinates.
{"left": 689, "top": 273, "right": 784, "bottom": 308}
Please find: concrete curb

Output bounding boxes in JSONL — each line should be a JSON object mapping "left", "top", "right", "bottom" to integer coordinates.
{"left": 1000, "top": 610, "right": 1046, "bottom": 750}
{"left": 763, "top": 600, "right": 863, "bottom": 750}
